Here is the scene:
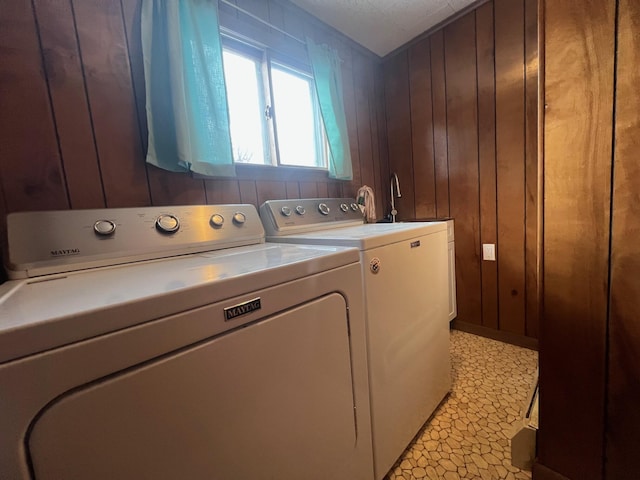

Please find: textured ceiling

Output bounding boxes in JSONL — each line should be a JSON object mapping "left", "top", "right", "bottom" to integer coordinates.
{"left": 289, "top": 0, "right": 477, "bottom": 57}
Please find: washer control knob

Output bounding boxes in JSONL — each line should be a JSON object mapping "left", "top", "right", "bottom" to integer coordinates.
{"left": 210, "top": 214, "right": 225, "bottom": 228}
{"left": 281, "top": 206, "right": 292, "bottom": 217}
{"left": 156, "top": 214, "right": 180, "bottom": 233}
{"left": 318, "top": 203, "right": 330, "bottom": 215}
{"left": 340, "top": 203, "right": 349, "bottom": 213}
{"left": 350, "top": 203, "right": 359, "bottom": 211}
{"left": 232, "top": 212, "right": 246, "bottom": 225}
{"left": 295, "top": 205, "right": 306, "bottom": 215}
{"left": 94, "top": 220, "right": 116, "bottom": 236}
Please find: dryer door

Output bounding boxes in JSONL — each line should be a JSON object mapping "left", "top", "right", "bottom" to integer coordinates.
{"left": 28, "top": 293, "right": 356, "bottom": 480}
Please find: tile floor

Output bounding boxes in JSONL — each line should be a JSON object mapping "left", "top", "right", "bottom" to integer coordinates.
{"left": 384, "top": 330, "right": 538, "bottom": 480}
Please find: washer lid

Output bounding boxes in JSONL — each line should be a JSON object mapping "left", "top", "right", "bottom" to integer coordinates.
{"left": 266, "top": 221, "right": 448, "bottom": 250}
{"left": 0, "top": 243, "right": 359, "bottom": 363}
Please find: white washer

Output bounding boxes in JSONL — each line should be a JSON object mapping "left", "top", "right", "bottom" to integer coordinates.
{"left": 0, "top": 205, "right": 374, "bottom": 480}
{"left": 261, "top": 198, "right": 451, "bottom": 480}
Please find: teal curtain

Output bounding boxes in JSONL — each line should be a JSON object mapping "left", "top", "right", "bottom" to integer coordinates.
{"left": 141, "top": 0, "right": 235, "bottom": 177}
{"left": 306, "top": 37, "right": 353, "bottom": 181}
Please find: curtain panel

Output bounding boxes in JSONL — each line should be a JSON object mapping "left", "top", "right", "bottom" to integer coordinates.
{"left": 306, "top": 37, "right": 353, "bottom": 181}
{"left": 141, "top": 0, "right": 235, "bottom": 177}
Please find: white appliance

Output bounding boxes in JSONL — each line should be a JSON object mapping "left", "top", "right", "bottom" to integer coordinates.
{"left": 0, "top": 205, "right": 374, "bottom": 480}
{"left": 260, "top": 198, "right": 451, "bottom": 480}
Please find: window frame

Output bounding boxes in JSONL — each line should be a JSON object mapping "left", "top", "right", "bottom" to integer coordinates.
{"left": 221, "top": 34, "right": 329, "bottom": 173}
{"left": 221, "top": 38, "right": 273, "bottom": 167}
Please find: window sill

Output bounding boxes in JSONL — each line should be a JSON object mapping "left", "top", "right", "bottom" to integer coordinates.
{"left": 234, "top": 164, "right": 339, "bottom": 182}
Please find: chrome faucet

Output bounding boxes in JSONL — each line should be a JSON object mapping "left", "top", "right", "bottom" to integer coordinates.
{"left": 390, "top": 173, "right": 402, "bottom": 223}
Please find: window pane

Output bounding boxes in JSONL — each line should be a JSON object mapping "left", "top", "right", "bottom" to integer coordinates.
{"left": 271, "top": 66, "right": 323, "bottom": 168}
{"left": 222, "top": 50, "right": 268, "bottom": 165}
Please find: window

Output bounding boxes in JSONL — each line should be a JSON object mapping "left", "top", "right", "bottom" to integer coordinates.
{"left": 222, "top": 39, "right": 327, "bottom": 170}
{"left": 222, "top": 48, "right": 269, "bottom": 165}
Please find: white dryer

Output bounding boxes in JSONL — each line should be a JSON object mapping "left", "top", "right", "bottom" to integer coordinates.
{"left": 0, "top": 205, "right": 373, "bottom": 480}
{"left": 260, "top": 198, "right": 451, "bottom": 480}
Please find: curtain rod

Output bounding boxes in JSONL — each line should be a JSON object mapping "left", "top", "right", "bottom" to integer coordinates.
{"left": 218, "top": 0, "right": 307, "bottom": 46}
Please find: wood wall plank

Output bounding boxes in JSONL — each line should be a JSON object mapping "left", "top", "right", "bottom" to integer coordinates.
{"left": 368, "top": 61, "right": 384, "bottom": 218}
{"left": 72, "top": 0, "right": 150, "bottom": 207}
{"left": 285, "top": 181, "right": 300, "bottom": 199}
{"left": 409, "top": 38, "right": 436, "bottom": 219}
{"left": 353, "top": 52, "right": 376, "bottom": 194}
{"left": 33, "top": 0, "right": 105, "bottom": 209}
{"left": 476, "top": 1, "right": 498, "bottom": 330}
{"left": 204, "top": 180, "right": 241, "bottom": 204}
{"left": 147, "top": 174, "right": 208, "bottom": 206}
{"left": 524, "top": 0, "right": 539, "bottom": 338}
{"left": 0, "top": 0, "right": 69, "bottom": 212}
{"left": 146, "top": 168, "right": 207, "bottom": 206}
{"left": 444, "top": 13, "right": 482, "bottom": 325}
{"left": 327, "top": 182, "right": 342, "bottom": 199}
{"left": 374, "top": 65, "right": 390, "bottom": 219}
{"left": 316, "top": 182, "right": 329, "bottom": 198}
{"left": 0, "top": 182, "right": 7, "bottom": 276}
{"left": 267, "top": 0, "right": 285, "bottom": 32}
{"left": 266, "top": 0, "right": 293, "bottom": 63}
{"left": 120, "top": 0, "right": 146, "bottom": 149}
{"left": 383, "top": 51, "right": 415, "bottom": 220}
{"left": 282, "top": 0, "right": 307, "bottom": 41}
{"left": 532, "top": 463, "right": 572, "bottom": 480}
{"left": 236, "top": 0, "right": 270, "bottom": 31}
{"left": 231, "top": 0, "right": 272, "bottom": 48}
{"left": 299, "top": 182, "right": 319, "bottom": 199}
{"left": 540, "top": 0, "right": 615, "bottom": 476}
{"left": 430, "top": 30, "right": 449, "bottom": 219}
{"left": 256, "top": 180, "right": 286, "bottom": 206}
{"left": 606, "top": 0, "right": 640, "bottom": 476}
{"left": 495, "top": 0, "right": 526, "bottom": 334}
{"left": 238, "top": 180, "right": 258, "bottom": 205}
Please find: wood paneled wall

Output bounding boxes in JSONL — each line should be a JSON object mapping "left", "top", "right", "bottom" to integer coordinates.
{"left": 606, "top": 0, "right": 640, "bottom": 476}
{"left": 537, "top": 0, "right": 640, "bottom": 478}
{"left": 0, "top": 0, "right": 387, "bottom": 234}
{"left": 382, "top": 0, "right": 539, "bottom": 343}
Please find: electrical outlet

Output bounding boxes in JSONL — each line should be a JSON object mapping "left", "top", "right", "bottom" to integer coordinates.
{"left": 483, "top": 244, "right": 496, "bottom": 261}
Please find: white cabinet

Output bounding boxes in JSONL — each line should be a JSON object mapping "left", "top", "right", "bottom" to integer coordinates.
{"left": 446, "top": 220, "right": 457, "bottom": 321}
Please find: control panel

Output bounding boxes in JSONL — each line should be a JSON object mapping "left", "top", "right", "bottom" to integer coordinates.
{"left": 260, "top": 198, "right": 364, "bottom": 236}
{"left": 5, "top": 205, "right": 264, "bottom": 279}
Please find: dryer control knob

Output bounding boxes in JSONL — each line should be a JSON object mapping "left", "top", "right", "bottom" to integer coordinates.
{"left": 318, "top": 203, "right": 330, "bottom": 215}
{"left": 210, "top": 214, "right": 225, "bottom": 228}
{"left": 370, "top": 257, "right": 381, "bottom": 274}
{"left": 232, "top": 212, "right": 246, "bottom": 225}
{"left": 94, "top": 220, "right": 116, "bottom": 236}
{"left": 295, "top": 206, "right": 306, "bottom": 215}
{"left": 156, "top": 214, "right": 180, "bottom": 233}
{"left": 281, "top": 206, "right": 292, "bottom": 217}
{"left": 350, "top": 203, "right": 359, "bottom": 211}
